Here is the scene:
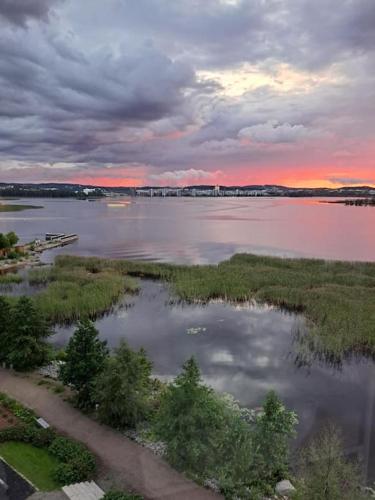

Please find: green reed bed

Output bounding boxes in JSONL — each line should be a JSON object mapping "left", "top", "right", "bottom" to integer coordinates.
{"left": 0, "top": 204, "right": 43, "bottom": 212}
{"left": 52, "top": 254, "right": 375, "bottom": 358}
{"left": 0, "top": 273, "right": 23, "bottom": 285}
{"left": 29, "top": 263, "right": 139, "bottom": 324}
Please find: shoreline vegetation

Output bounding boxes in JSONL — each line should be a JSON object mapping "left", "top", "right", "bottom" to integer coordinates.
{"left": 19, "top": 253, "right": 375, "bottom": 359}
{"left": 324, "top": 198, "right": 375, "bottom": 206}
{"left": 0, "top": 203, "right": 43, "bottom": 212}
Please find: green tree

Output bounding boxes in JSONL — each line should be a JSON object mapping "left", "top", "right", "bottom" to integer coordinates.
{"left": 8, "top": 296, "right": 51, "bottom": 371}
{"left": 295, "top": 425, "right": 365, "bottom": 500}
{"left": 0, "top": 233, "right": 10, "bottom": 250}
{"left": 60, "top": 320, "right": 108, "bottom": 409}
{"left": 155, "top": 357, "right": 226, "bottom": 475}
{"left": 0, "top": 296, "right": 12, "bottom": 362}
{"left": 6, "top": 231, "right": 19, "bottom": 246}
{"left": 94, "top": 340, "right": 152, "bottom": 428}
{"left": 252, "top": 391, "right": 298, "bottom": 485}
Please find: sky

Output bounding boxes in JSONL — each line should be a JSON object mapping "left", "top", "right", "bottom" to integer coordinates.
{"left": 0, "top": 0, "right": 374, "bottom": 188}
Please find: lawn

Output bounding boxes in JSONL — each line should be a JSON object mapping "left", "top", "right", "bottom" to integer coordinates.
{"left": 0, "top": 441, "right": 60, "bottom": 491}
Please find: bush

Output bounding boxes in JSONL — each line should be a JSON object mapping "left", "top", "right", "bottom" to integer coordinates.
{"left": 0, "top": 426, "right": 56, "bottom": 447}
{"left": 49, "top": 436, "right": 85, "bottom": 461}
{"left": 53, "top": 463, "right": 82, "bottom": 485}
{"left": 295, "top": 425, "right": 366, "bottom": 500}
{"left": 49, "top": 436, "right": 96, "bottom": 484}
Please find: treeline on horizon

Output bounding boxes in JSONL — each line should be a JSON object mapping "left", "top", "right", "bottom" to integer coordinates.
{"left": 1, "top": 182, "right": 375, "bottom": 198}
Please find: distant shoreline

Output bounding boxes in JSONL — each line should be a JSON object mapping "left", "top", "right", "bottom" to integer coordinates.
{"left": 322, "top": 198, "right": 375, "bottom": 207}
{"left": 0, "top": 203, "right": 43, "bottom": 212}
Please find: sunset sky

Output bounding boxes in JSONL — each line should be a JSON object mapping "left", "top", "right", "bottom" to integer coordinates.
{"left": 0, "top": 0, "right": 374, "bottom": 187}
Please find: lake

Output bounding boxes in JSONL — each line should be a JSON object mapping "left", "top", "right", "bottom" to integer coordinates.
{"left": 1, "top": 196, "right": 375, "bottom": 479}
{"left": 0, "top": 196, "right": 374, "bottom": 263}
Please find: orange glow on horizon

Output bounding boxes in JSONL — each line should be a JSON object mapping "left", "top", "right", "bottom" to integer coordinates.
{"left": 69, "top": 163, "right": 375, "bottom": 188}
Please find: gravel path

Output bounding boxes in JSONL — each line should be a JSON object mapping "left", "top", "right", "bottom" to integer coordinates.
{"left": 0, "top": 369, "right": 221, "bottom": 500}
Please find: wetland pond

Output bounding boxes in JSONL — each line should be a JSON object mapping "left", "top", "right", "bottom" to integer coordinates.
{"left": 52, "top": 280, "right": 375, "bottom": 481}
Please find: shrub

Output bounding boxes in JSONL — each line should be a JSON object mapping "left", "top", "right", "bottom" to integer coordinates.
{"left": 53, "top": 463, "right": 82, "bottom": 485}
{"left": 0, "top": 426, "right": 56, "bottom": 447}
{"left": 49, "top": 436, "right": 96, "bottom": 484}
{"left": 294, "top": 425, "right": 366, "bottom": 500}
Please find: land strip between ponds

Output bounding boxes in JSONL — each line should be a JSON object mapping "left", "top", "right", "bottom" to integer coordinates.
{"left": 0, "top": 368, "right": 221, "bottom": 500}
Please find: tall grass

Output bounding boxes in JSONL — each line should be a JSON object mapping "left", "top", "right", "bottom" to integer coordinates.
{"left": 0, "top": 273, "right": 23, "bottom": 285}
{"left": 52, "top": 254, "right": 375, "bottom": 357}
{"left": 30, "top": 262, "right": 139, "bottom": 324}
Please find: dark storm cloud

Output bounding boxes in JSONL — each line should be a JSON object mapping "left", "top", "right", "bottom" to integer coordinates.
{"left": 96, "top": 0, "right": 375, "bottom": 70}
{"left": 0, "top": 0, "right": 374, "bottom": 182}
{"left": 0, "top": 0, "right": 63, "bottom": 27}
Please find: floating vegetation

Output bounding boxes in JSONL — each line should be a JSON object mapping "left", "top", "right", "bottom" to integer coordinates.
{"left": 186, "top": 327, "right": 207, "bottom": 335}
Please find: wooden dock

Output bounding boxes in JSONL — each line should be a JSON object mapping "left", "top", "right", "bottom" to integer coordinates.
{"left": 33, "top": 233, "right": 79, "bottom": 252}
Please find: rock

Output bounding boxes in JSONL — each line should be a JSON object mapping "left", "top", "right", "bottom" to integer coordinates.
{"left": 38, "top": 360, "right": 64, "bottom": 380}
{"left": 275, "top": 480, "right": 296, "bottom": 497}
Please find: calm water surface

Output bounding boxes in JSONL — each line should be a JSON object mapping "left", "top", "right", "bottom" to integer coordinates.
{"left": 0, "top": 196, "right": 374, "bottom": 263}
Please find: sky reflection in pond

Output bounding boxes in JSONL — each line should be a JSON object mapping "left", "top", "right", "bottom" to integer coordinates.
{"left": 53, "top": 281, "right": 375, "bottom": 479}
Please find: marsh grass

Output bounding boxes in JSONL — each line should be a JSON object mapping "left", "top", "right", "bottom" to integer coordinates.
{"left": 30, "top": 262, "right": 139, "bottom": 324}
{"left": 51, "top": 254, "right": 375, "bottom": 357}
{"left": 0, "top": 204, "right": 43, "bottom": 212}
{"left": 0, "top": 273, "right": 22, "bottom": 285}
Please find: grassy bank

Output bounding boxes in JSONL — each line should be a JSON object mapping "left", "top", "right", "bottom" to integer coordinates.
{"left": 0, "top": 204, "right": 43, "bottom": 212}
{"left": 50, "top": 254, "right": 375, "bottom": 358}
{"left": 29, "top": 263, "right": 139, "bottom": 323}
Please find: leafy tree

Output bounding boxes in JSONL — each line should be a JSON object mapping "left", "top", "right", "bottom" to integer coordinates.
{"left": 0, "top": 233, "right": 10, "bottom": 250}
{"left": 94, "top": 340, "right": 152, "bottom": 428}
{"left": 60, "top": 320, "right": 108, "bottom": 409}
{"left": 252, "top": 391, "right": 298, "bottom": 485}
{"left": 6, "top": 231, "right": 19, "bottom": 246}
{"left": 295, "top": 425, "right": 366, "bottom": 500}
{"left": 155, "top": 357, "right": 227, "bottom": 474}
{"left": 0, "top": 296, "right": 12, "bottom": 362}
{"left": 8, "top": 296, "right": 51, "bottom": 371}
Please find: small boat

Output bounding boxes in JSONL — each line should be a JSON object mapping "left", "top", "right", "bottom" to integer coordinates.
{"left": 107, "top": 202, "right": 131, "bottom": 208}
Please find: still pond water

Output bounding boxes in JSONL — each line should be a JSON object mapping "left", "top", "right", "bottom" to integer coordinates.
{"left": 1, "top": 197, "right": 375, "bottom": 478}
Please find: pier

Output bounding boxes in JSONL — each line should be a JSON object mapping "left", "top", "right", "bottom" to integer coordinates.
{"left": 33, "top": 233, "right": 79, "bottom": 252}
{"left": 0, "top": 233, "right": 79, "bottom": 273}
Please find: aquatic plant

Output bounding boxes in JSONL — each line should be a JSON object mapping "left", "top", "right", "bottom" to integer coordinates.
{"left": 0, "top": 273, "right": 22, "bottom": 285}
{"left": 50, "top": 254, "right": 375, "bottom": 358}
{"left": 30, "top": 263, "right": 139, "bottom": 323}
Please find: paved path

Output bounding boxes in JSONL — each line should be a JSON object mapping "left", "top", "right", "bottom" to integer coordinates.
{"left": 0, "top": 369, "right": 221, "bottom": 500}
